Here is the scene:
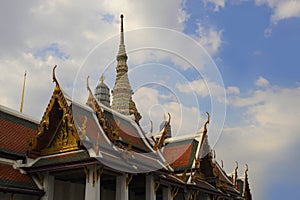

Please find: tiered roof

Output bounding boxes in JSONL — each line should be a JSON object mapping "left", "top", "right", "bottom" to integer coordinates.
{"left": 0, "top": 106, "right": 44, "bottom": 196}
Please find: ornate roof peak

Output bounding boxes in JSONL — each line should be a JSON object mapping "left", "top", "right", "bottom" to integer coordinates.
{"left": 112, "top": 14, "right": 141, "bottom": 122}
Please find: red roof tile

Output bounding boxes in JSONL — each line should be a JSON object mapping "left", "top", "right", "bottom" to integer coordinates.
{"left": 0, "top": 117, "right": 37, "bottom": 156}
{"left": 103, "top": 110, "right": 149, "bottom": 152}
{"left": 0, "top": 164, "right": 33, "bottom": 183}
{"left": 0, "top": 164, "right": 38, "bottom": 190}
{"left": 163, "top": 139, "right": 198, "bottom": 171}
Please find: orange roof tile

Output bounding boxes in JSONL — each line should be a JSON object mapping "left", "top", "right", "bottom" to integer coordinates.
{"left": 0, "top": 110, "right": 37, "bottom": 156}
{"left": 0, "top": 164, "right": 37, "bottom": 190}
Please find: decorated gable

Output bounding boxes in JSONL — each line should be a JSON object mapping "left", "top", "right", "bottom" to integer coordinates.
{"left": 27, "top": 67, "right": 80, "bottom": 157}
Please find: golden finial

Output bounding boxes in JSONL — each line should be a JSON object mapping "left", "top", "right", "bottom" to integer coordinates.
{"left": 203, "top": 112, "right": 210, "bottom": 134}
{"left": 100, "top": 74, "right": 104, "bottom": 83}
{"left": 52, "top": 65, "right": 58, "bottom": 85}
{"left": 20, "top": 70, "right": 27, "bottom": 112}
{"left": 86, "top": 76, "right": 93, "bottom": 94}
{"left": 235, "top": 161, "right": 239, "bottom": 171}
{"left": 154, "top": 112, "right": 171, "bottom": 151}
{"left": 167, "top": 112, "right": 171, "bottom": 125}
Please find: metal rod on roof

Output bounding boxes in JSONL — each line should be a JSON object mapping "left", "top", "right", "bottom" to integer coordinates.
{"left": 20, "top": 70, "right": 27, "bottom": 112}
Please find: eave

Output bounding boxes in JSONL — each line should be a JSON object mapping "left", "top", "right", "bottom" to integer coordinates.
{"left": 0, "top": 185, "right": 44, "bottom": 196}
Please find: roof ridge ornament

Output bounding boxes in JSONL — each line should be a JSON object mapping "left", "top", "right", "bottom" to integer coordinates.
{"left": 234, "top": 161, "right": 239, "bottom": 187}
{"left": 154, "top": 112, "right": 171, "bottom": 150}
{"left": 245, "top": 164, "right": 249, "bottom": 176}
{"left": 52, "top": 65, "right": 59, "bottom": 85}
{"left": 203, "top": 111, "right": 210, "bottom": 135}
{"left": 198, "top": 112, "right": 210, "bottom": 158}
{"left": 86, "top": 76, "right": 93, "bottom": 94}
{"left": 235, "top": 161, "right": 239, "bottom": 172}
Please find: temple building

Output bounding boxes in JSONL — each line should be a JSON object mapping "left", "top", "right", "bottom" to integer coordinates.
{"left": 0, "top": 15, "right": 252, "bottom": 200}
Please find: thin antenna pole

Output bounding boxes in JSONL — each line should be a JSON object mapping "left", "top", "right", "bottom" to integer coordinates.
{"left": 20, "top": 70, "right": 27, "bottom": 112}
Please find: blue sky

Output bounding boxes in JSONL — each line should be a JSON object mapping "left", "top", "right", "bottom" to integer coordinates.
{"left": 1, "top": 0, "right": 300, "bottom": 199}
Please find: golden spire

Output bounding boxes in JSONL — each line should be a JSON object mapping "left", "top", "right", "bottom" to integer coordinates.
{"left": 100, "top": 74, "right": 105, "bottom": 83}
{"left": 20, "top": 70, "right": 27, "bottom": 112}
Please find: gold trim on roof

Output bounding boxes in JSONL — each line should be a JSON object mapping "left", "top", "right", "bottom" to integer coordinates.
{"left": 245, "top": 164, "right": 249, "bottom": 176}
{"left": 28, "top": 65, "right": 80, "bottom": 156}
{"left": 86, "top": 76, "right": 121, "bottom": 144}
{"left": 153, "top": 113, "right": 171, "bottom": 150}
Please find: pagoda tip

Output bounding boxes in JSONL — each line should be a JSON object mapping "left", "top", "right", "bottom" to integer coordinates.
{"left": 120, "top": 14, "right": 124, "bottom": 32}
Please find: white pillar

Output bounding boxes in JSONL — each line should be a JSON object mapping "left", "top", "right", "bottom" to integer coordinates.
{"left": 163, "top": 186, "right": 172, "bottom": 200}
{"left": 116, "top": 174, "right": 129, "bottom": 200}
{"left": 85, "top": 166, "right": 100, "bottom": 200}
{"left": 41, "top": 173, "right": 55, "bottom": 200}
{"left": 146, "top": 175, "right": 156, "bottom": 200}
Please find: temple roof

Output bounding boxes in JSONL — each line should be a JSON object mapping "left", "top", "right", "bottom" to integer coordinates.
{"left": 24, "top": 74, "right": 167, "bottom": 173}
{"left": 0, "top": 105, "right": 38, "bottom": 159}
{"left": 0, "top": 164, "right": 41, "bottom": 192}
{"left": 163, "top": 137, "right": 199, "bottom": 172}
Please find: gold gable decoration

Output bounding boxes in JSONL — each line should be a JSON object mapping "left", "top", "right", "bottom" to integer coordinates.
{"left": 190, "top": 155, "right": 206, "bottom": 183}
{"left": 153, "top": 113, "right": 171, "bottom": 151}
{"left": 41, "top": 115, "right": 78, "bottom": 155}
{"left": 28, "top": 65, "right": 80, "bottom": 156}
{"left": 86, "top": 76, "right": 120, "bottom": 142}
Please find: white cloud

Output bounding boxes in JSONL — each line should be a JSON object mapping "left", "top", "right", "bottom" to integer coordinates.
{"left": 133, "top": 86, "right": 202, "bottom": 136}
{"left": 226, "top": 86, "right": 240, "bottom": 95}
{"left": 255, "top": 76, "right": 270, "bottom": 87}
{"left": 194, "top": 23, "right": 223, "bottom": 56}
{"left": 255, "top": 0, "right": 300, "bottom": 23}
{"left": 176, "top": 79, "right": 225, "bottom": 98}
{"left": 204, "top": 0, "right": 225, "bottom": 12}
{"left": 217, "top": 81, "right": 300, "bottom": 199}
